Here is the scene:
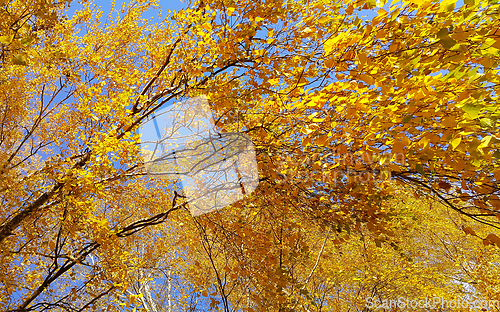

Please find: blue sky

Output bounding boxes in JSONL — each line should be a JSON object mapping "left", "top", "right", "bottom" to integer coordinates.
{"left": 84, "top": 0, "right": 187, "bottom": 12}
{"left": 67, "top": 0, "right": 188, "bottom": 20}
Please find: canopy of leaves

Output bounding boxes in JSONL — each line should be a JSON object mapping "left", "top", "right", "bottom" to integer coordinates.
{"left": 0, "top": 0, "right": 499, "bottom": 310}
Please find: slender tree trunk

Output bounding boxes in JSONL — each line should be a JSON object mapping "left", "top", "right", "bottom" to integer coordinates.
{"left": 167, "top": 266, "right": 172, "bottom": 312}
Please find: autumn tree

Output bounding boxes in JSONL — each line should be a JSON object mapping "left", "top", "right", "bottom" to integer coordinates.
{"left": 0, "top": 0, "right": 499, "bottom": 310}
{"left": 0, "top": 0, "right": 72, "bottom": 66}
{"left": 176, "top": 188, "right": 500, "bottom": 311}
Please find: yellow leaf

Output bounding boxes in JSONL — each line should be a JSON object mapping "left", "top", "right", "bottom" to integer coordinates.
{"left": 463, "top": 226, "right": 476, "bottom": 236}
{"left": 485, "top": 234, "right": 500, "bottom": 247}
{"left": 488, "top": 195, "right": 500, "bottom": 210}
{"left": 324, "top": 56, "right": 335, "bottom": 68}
{"left": 440, "top": 0, "right": 456, "bottom": 11}
{"left": 391, "top": 140, "right": 405, "bottom": 155}
{"left": 318, "top": 16, "right": 329, "bottom": 24}
{"left": 478, "top": 135, "right": 492, "bottom": 151}
{"left": 308, "top": 112, "right": 319, "bottom": 120}
{"left": 268, "top": 78, "right": 279, "bottom": 85}
{"left": 0, "top": 35, "right": 13, "bottom": 44}
{"left": 316, "top": 135, "right": 329, "bottom": 146}
{"left": 451, "top": 137, "right": 461, "bottom": 150}
{"left": 202, "top": 23, "right": 212, "bottom": 31}
{"left": 324, "top": 35, "right": 343, "bottom": 54}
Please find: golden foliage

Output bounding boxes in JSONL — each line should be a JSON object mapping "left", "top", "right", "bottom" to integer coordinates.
{"left": 0, "top": 0, "right": 499, "bottom": 310}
